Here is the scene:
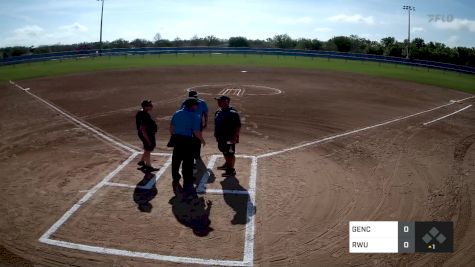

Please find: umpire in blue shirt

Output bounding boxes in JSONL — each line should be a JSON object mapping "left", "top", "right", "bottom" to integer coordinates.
{"left": 181, "top": 90, "right": 209, "bottom": 162}
{"left": 169, "top": 98, "right": 206, "bottom": 193}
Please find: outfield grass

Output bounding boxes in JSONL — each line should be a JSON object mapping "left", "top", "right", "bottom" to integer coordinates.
{"left": 1, "top": 53, "right": 474, "bottom": 93}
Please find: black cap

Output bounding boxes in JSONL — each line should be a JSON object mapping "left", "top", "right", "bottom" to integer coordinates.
{"left": 183, "top": 97, "right": 199, "bottom": 108}
{"left": 141, "top": 99, "right": 152, "bottom": 108}
{"left": 214, "top": 95, "right": 230, "bottom": 101}
{"left": 188, "top": 90, "right": 198, "bottom": 97}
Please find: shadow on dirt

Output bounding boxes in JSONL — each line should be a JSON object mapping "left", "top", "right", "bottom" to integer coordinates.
{"left": 133, "top": 173, "right": 158, "bottom": 213}
{"left": 169, "top": 182, "right": 214, "bottom": 237}
{"left": 193, "top": 157, "right": 215, "bottom": 185}
{"left": 220, "top": 175, "right": 256, "bottom": 225}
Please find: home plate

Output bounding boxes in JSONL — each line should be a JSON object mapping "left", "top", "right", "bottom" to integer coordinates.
{"left": 240, "top": 70, "right": 248, "bottom": 73}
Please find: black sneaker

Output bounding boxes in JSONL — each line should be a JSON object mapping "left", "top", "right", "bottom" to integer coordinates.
{"left": 137, "top": 160, "right": 145, "bottom": 166}
{"left": 222, "top": 169, "right": 236, "bottom": 177}
{"left": 217, "top": 164, "right": 228, "bottom": 170}
{"left": 138, "top": 165, "right": 160, "bottom": 172}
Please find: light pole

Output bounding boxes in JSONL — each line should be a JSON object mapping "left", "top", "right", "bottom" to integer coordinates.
{"left": 98, "top": 0, "right": 105, "bottom": 55}
{"left": 403, "top": 5, "right": 415, "bottom": 59}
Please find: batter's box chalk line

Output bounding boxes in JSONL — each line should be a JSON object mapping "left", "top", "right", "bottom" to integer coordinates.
{"left": 38, "top": 151, "right": 257, "bottom": 266}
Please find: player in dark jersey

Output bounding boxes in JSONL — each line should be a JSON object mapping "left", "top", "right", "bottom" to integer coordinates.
{"left": 136, "top": 100, "right": 160, "bottom": 173}
{"left": 214, "top": 96, "right": 241, "bottom": 177}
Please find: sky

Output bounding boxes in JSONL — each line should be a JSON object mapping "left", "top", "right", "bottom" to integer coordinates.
{"left": 0, "top": 0, "right": 474, "bottom": 48}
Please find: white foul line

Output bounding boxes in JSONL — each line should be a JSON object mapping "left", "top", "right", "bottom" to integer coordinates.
{"left": 257, "top": 97, "right": 475, "bottom": 159}
{"left": 9, "top": 81, "right": 139, "bottom": 154}
{"left": 423, "top": 104, "right": 472, "bottom": 126}
{"left": 39, "top": 152, "right": 138, "bottom": 242}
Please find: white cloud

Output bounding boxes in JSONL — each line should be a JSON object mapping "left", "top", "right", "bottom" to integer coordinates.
{"left": 314, "top": 27, "right": 332, "bottom": 32}
{"left": 411, "top": 27, "right": 425, "bottom": 33}
{"left": 59, "top": 22, "right": 88, "bottom": 32}
{"left": 434, "top": 18, "right": 475, "bottom": 32}
{"left": 446, "top": 35, "right": 459, "bottom": 47}
{"left": 14, "top": 25, "right": 44, "bottom": 37}
{"left": 276, "top": 16, "right": 313, "bottom": 25}
{"left": 327, "top": 14, "right": 375, "bottom": 25}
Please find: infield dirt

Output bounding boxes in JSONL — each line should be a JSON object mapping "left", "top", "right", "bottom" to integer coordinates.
{"left": 0, "top": 66, "right": 474, "bottom": 266}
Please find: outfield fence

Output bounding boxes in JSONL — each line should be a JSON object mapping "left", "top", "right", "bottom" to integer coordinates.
{"left": 1, "top": 47, "right": 474, "bottom": 74}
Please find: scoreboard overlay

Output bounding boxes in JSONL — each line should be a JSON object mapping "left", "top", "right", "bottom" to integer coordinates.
{"left": 349, "top": 221, "right": 453, "bottom": 253}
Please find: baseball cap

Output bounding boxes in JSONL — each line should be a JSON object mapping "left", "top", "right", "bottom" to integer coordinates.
{"left": 214, "top": 95, "right": 230, "bottom": 101}
{"left": 183, "top": 97, "right": 199, "bottom": 108}
{"left": 141, "top": 99, "right": 153, "bottom": 108}
{"left": 188, "top": 90, "right": 198, "bottom": 98}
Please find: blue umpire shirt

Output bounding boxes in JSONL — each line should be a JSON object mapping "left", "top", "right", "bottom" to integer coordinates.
{"left": 181, "top": 98, "right": 208, "bottom": 118}
{"left": 171, "top": 107, "right": 201, "bottom": 137}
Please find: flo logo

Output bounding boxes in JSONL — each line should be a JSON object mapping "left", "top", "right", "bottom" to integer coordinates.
{"left": 428, "top": 14, "right": 454, "bottom": 23}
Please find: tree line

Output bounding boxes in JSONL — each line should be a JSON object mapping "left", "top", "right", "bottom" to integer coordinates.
{"left": 1, "top": 34, "right": 474, "bottom": 67}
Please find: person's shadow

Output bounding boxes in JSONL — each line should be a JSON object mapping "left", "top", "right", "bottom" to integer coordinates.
{"left": 169, "top": 182, "right": 214, "bottom": 236}
{"left": 220, "top": 175, "right": 256, "bottom": 225}
{"left": 193, "top": 157, "right": 216, "bottom": 185}
{"left": 133, "top": 173, "right": 158, "bottom": 213}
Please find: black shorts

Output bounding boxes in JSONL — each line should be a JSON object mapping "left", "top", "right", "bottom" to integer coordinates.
{"left": 218, "top": 141, "right": 235, "bottom": 156}
{"left": 138, "top": 131, "right": 156, "bottom": 151}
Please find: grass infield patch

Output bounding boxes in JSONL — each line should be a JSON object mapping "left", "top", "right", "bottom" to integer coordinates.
{"left": 1, "top": 54, "right": 474, "bottom": 93}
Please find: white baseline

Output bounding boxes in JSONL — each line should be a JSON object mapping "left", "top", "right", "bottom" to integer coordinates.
{"left": 257, "top": 96, "right": 475, "bottom": 159}
{"left": 10, "top": 81, "right": 139, "bottom": 154}
{"left": 423, "top": 104, "right": 472, "bottom": 126}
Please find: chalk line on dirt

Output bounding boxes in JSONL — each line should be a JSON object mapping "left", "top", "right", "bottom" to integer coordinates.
{"left": 423, "top": 104, "right": 472, "bottom": 126}
{"left": 10, "top": 80, "right": 139, "bottom": 154}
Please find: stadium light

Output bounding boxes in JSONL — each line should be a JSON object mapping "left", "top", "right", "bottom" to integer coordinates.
{"left": 97, "top": 0, "right": 105, "bottom": 55}
{"left": 402, "top": 5, "right": 415, "bottom": 59}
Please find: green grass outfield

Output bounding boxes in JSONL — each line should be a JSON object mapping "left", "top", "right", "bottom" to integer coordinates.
{"left": 1, "top": 53, "right": 474, "bottom": 93}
